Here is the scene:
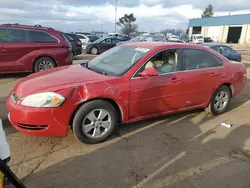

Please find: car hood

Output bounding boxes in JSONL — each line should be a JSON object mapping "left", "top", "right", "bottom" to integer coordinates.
{"left": 14, "top": 64, "right": 112, "bottom": 98}
{"left": 117, "top": 41, "right": 133, "bottom": 45}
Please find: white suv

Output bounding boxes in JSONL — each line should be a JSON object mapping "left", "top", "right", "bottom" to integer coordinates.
{"left": 75, "top": 34, "right": 90, "bottom": 48}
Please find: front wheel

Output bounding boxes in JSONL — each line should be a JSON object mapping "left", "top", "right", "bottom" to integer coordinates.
{"left": 206, "top": 85, "right": 232, "bottom": 115}
{"left": 72, "top": 100, "right": 118, "bottom": 144}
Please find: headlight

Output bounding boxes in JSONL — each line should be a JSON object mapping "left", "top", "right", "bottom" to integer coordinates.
{"left": 21, "top": 92, "right": 65, "bottom": 108}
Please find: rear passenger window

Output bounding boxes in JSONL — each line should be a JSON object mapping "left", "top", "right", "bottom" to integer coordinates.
{"left": 182, "top": 49, "right": 223, "bottom": 70}
{"left": 0, "top": 28, "right": 27, "bottom": 43}
{"left": 27, "top": 30, "right": 58, "bottom": 43}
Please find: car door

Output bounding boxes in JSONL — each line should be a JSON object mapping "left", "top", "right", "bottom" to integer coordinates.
{"left": 218, "top": 45, "right": 233, "bottom": 60}
{"left": 129, "top": 49, "right": 189, "bottom": 120}
{"left": 221, "top": 46, "right": 241, "bottom": 62}
{"left": 179, "top": 48, "right": 225, "bottom": 107}
{"left": 0, "top": 28, "right": 28, "bottom": 72}
{"left": 98, "top": 38, "right": 114, "bottom": 53}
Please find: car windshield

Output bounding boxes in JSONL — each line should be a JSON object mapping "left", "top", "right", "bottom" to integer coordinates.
{"left": 85, "top": 45, "right": 150, "bottom": 76}
{"left": 76, "top": 35, "right": 85, "bottom": 39}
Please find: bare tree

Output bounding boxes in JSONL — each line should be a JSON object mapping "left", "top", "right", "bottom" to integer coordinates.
{"left": 116, "top": 13, "right": 138, "bottom": 36}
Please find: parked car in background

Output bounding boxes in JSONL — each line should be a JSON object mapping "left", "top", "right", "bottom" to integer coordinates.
{"left": 118, "top": 36, "right": 131, "bottom": 41}
{"left": 63, "top": 33, "right": 82, "bottom": 56}
{"left": 75, "top": 32, "right": 91, "bottom": 36}
{"left": 201, "top": 43, "right": 241, "bottom": 62}
{"left": 7, "top": 42, "right": 246, "bottom": 144}
{"left": 0, "top": 24, "right": 73, "bottom": 73}
{"left": 117, "top": 34, "right": 167, "bottom": 45}
{"left": 143, "top": 35, "right": 167, "bottom": 42}
{"left": 167, "top": 39, "right": 186, "bottom": 43}
{"left": 85, "top": 37, "right": 121, "bottom": 55}
{"left": 204, "top": 37, "right": 214, "bottom": 43}
{"left": 168, "top": 36, "right": 180, "bottom": 41}
{"left": 75, "top": 34, "right": 90, "bottom": 45}
{"left": 86, "top": 35, "right": 99, "bottom": 43}
{"left": 190, "top": 34, "right": 204, "bottom": 43}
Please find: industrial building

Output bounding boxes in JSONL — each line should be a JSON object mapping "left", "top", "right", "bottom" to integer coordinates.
{"left": 188, "top": 14, "right": 250, "bottom": 44}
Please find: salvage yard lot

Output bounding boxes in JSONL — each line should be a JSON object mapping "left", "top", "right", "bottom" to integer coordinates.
{"left": 1, "top": 46, "right": 250, "bottom": 188}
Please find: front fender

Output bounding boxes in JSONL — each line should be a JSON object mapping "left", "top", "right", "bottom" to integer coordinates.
{"left": 70, "top": 80, "right": 130, "bottom": 122}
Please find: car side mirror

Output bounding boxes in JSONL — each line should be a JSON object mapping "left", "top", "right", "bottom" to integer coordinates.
{"left": 140, "top": 67, "right": 159, "bottom": 77}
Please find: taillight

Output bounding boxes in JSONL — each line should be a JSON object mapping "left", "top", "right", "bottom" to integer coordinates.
{"left": 76, "top": 40, "right": 82, "bottom": 45}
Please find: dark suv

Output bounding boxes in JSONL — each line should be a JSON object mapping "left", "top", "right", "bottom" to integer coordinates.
{"left": 0, "top": 24, "right": 73, "bottom": 73}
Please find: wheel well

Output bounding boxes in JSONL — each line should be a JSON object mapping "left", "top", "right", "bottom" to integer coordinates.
{"left": 33, "top": 56, "right": 57, "bottom": 71}
{"left": 221, "top": 83, "right": 233, "bottom": 96}
{"left": 69, "top": 98, "right": 122, "bottom": 127}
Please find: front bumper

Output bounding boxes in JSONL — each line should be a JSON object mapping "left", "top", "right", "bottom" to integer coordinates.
{"left": 6, "top": 95, "right": 74, "bottom": 137}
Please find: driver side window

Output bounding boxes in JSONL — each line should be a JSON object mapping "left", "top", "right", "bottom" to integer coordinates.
{"left": 135, "top": 49, "right": 180, "bottom": 77}
{"left": 102, "top": 38, "right": 112, "bottom": 44}
{"left": 221, "top": 46, "right": 233, "bottom": 53}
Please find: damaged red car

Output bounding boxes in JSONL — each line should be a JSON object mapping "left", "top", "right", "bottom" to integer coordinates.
{"left": 7, "top": 42, "right": 247, "bottom": 144}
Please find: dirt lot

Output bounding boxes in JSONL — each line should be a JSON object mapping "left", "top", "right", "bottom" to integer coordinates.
{"left": 1, "top": 46, "right": 250, "bottom": 188}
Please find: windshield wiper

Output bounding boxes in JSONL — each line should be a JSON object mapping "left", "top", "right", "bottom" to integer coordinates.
{"left": 83, "top": 63, "right": 108, "bottom": 75}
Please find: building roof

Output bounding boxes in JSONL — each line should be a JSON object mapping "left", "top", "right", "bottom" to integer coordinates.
{"left": 189, "top": 14, "right": 250, "bottom": 27}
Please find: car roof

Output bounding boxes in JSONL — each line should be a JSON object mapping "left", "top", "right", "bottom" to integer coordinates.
{"left": 121, "top": 42, "right": 204, "bottom": 50}
{"left": 0, "top": 24, "right": 57, "bottom": 32}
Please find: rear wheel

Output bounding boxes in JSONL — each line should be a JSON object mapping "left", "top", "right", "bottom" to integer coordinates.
{"left": 34, "top": 57, "right": 56, "bottom": 72}
{"left": 90, "top": 47, "right": 98, "bottom": 55}
{"left": 72, "top": 100, "right": 118, "bottom": 144}
{"left": 206, "top": 85, "right": 231, "bottom": 115}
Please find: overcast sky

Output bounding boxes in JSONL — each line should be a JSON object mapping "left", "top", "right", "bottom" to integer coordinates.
{"left": 1, "top": 0, "right": 250, "bottom": 33}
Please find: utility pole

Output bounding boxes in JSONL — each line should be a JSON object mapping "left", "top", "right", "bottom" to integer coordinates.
{"left": 115, "top": 0, "right": 118, "bottom": 33}
{"left": 101, "top": 18, "right": 103, "bottom": 32}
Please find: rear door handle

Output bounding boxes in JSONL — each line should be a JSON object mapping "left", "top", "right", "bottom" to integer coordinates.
{"left": 170, "top": 76, "right": 182, "bottom": 83}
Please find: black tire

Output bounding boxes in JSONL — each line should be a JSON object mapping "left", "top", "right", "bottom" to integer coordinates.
{"left": 206, "top": 85, "right": 232, "bottom": 115}
{"left": 90, "top": 47, "right": 99, "bottom": 55}
{"left": 34, "top": 57, "right": 56, "bottom": 72}
{"left": 72, "top": 100, "right": 118, "bottom": 144}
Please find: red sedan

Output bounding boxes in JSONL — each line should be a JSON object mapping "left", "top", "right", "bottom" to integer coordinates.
{"left": 7, "top": 42, "right": 247, "bottom": 144}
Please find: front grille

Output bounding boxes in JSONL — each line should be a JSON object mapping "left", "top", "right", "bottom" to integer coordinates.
{"left": 11, "top": 92, "right": 18, "bottom": 103}
{"left": 16, "top": 123, "right": 48, "bottom": 131}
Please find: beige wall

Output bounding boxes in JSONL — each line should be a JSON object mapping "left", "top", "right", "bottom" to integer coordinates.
{"left": 221, "top": 25, "right": 229, "bottom": 43}
{"left": 245, "top": 24, "right": 250, "bottom": 44}
{"left": 188, "top": 27, "right": 193, "bottom": 38}
{"left": 189, "top": 24, "right": 250, "bottom": 44}
{"left": 239, "top": 24, "right": 250, "bottom": 44}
